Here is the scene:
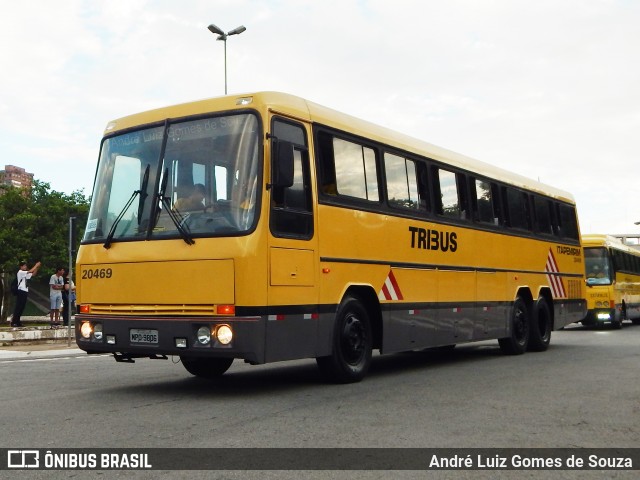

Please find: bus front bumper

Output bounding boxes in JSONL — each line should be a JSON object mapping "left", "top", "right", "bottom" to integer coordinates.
{"left": 75, "top": 314, "right": 265, "bottom": 364}
{"left": 581, "top": 309, "right": 616, "bottom": 326}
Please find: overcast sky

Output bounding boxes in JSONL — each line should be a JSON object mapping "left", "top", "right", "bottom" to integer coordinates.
{"left": 1, "top": 0, "right": 639, "bottom": 234}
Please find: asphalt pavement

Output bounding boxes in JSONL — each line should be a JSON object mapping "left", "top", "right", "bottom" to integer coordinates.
{"left": 0, "top": 342, "right": 84, "bottom": 360}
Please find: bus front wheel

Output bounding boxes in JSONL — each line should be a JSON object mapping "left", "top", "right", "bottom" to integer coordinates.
{"left": 528, "top": 297, "right": 552, "bottom": 352}
{"left": 316, "top": 296, "right": 373, "bottom": 383}
{"left": 180, "top": 357, "right": 233, "bottom": 379}
{"left": 499, "top": 296, "right": 530, "bottom": 355}
{"left": 611, "top": 303, "right": 625, "bottom": 329}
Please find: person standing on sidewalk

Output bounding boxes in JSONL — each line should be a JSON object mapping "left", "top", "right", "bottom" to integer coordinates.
{"left": 61, "top": 268, "right": 76, "bottom": 326}
{"left": 49, "top": 267, "right": 65, "bottom": 328}
{"left": 11, "top": 260, "right": 42, "bottom": 328}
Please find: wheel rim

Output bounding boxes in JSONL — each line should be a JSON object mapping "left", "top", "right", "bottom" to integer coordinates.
{"left": 340, "top": 313, "right": 366, "bottom": 365}
{"left": 513, "top": 304, "right": 528, "bottom": 344}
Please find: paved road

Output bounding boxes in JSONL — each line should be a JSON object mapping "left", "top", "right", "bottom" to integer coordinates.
{"left": 1, "top": 323, "right": 638, "bottom": 479}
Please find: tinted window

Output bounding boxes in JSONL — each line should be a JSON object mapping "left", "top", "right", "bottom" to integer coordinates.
{"left": 533, "top": 197, "right": 553, "bottom": 234}
{"left": 385, "top": 153, "right": 420, "bottom": 210}
{"left": 331, "top": 138, "right": 379, "bottom": 201}
{"left": 474, "top": 179, "right": 495, "bottom": 224}
{"left": 505, "top": 188, "right": 530, "bottom": 230}
{"left": 438, "top": 169, "right": 461, "bottom": 218}
{"left": 558, "top": 204, "right": 579, "bottom": 240}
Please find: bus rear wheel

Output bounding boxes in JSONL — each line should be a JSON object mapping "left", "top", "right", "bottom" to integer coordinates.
{"left": 528, "top": 297, "right": 552, "bottom": 352}
{"left": 316, "top": 296, "right": 372, "bottom": 383}
{"left": 499, "top": 296, "right": 530, "bottom": 355}
{"left": 180, "top": 357, "right": 233, "bottom": 379}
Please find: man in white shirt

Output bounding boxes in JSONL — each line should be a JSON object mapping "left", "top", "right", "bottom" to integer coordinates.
{"left": 49, "top": 267, "right": 65, "bottom": 328}
{"left": 11, "top": 260, "right": 41, "bottom": 327}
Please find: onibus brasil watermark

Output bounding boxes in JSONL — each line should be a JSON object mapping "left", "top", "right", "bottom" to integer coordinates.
{"left": 2, "top": 448, "right": 638, "bottom": 471}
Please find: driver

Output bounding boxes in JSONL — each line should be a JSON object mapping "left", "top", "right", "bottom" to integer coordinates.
{"left": 173, "top": 184, "right": 206, "bottom": 212}
{"left": 588, "top": 265, "right": 605, "bottom": 278}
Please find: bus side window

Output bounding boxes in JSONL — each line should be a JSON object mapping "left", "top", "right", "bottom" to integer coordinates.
{"left": 612, "top": 250, "right": 622, "bottom": 272}
{"left": 472, "top": 178, "right": 496, "bottom": 224}
{"left": 557, "top": 204, "right": 579, "bottom": 241}
{"left": 457, "top": 173, "right": 469, "bottom": 220}
{"left": 548, "top": 201, "right": 559, "bottom": 236}
{"left": 416, "top": 162, "right": 430, "bottom": 212}
{"left": 317, "top": 132, "right": 379, "bottom": 202}
{"left": 533, "top": 196, "right": 553, "bottom": 235}
{"left": 504, "top": 187, "right": 531, "bottom": 231}
{"left": 434, "top": 168, "right": 464, "bottom": 220}
{"left": 316, "top": 131, "right": 338, "bottom": 195}
{"left": 384, "top": 152, "right": 421, "bottom": 210}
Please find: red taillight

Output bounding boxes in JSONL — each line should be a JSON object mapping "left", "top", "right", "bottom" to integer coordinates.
{"left": 78, "top": 304, "right": 91, "bottom": 314}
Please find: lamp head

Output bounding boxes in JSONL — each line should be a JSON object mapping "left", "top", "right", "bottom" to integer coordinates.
{"left": 228, "top": 25, "right": 246, "bottom": 36}
{"left": 207, "top": 24, "right": 225, "bottom": 36}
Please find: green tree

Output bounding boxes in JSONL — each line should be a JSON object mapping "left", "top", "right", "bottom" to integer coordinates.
{"left": 0, "top": 181, "right": 89, "bottom": 322}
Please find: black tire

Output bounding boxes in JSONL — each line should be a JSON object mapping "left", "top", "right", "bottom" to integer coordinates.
{"left": 528, "top": 297, "right": 552, "bottom": 352}
{"left": 499, "top": 296, "right": 530, "bottom": 355}
{"left": 632, "top": 318, "right": 640, "bottom": 325}
{"left": 180, "top": 357, "right": 233, "bottom": 379}
{"left": 612, "top": 304, "right": 626, "bottom": 329}
{"left": 316, "top": 296, "right": 373, "bottom": 383}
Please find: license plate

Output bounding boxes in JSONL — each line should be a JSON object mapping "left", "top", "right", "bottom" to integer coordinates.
{"left": 130, "top": 329, "right": 159, "bottom": 344}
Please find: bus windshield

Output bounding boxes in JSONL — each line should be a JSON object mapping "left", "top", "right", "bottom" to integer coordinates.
{"left": 585, "top": 247, "right": 612, "bottom": 285}
{"left": 83, "top": 113, "right": 261, "bottom": 243}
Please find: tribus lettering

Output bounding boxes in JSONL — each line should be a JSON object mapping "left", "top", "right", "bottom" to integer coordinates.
{"left": 409, "top": 226, "right": 458, "bottom": 252}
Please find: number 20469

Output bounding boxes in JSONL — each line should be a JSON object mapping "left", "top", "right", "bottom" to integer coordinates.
{"left": 82, "top": 268, "right": 113, "bottom": 279}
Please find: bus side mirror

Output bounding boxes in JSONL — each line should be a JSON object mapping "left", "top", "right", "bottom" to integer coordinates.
{"left": 272, "top": 140, "right": 294, "bottom": 188}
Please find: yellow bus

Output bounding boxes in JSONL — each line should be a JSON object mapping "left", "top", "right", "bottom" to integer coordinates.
{"left": 76, "top": 92, "right": 586, "bottom": 383}
{"left": 582, "top": 234, "right": 640, "bottom": 328}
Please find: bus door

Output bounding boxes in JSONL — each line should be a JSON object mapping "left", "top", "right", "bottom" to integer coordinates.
{"left": 266, "top": 117, "right": 319, "bottom": 361}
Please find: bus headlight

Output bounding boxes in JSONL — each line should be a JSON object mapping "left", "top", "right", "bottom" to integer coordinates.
{"left": 93, "top": 323, "right": 103, "bottom": 341}
{"left": 197, "top": 326, "right": 212, "bottom": 345}
{"left": 80, "top": 322, "right": 93, "bottom": 339}
{"left": 216, "top": 325, "right": 233, "bottom": 345}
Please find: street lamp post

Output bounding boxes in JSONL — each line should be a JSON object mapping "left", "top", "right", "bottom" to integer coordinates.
{"left": 207, "top": 23, "right": 246, "bottom": 95}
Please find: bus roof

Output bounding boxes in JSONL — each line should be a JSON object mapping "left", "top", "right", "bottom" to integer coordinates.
{"left": 104, "top": 91, "right": 576, "bottom": 204}
{"left": 581, "top": 234, "right": 640, "bottom": 255}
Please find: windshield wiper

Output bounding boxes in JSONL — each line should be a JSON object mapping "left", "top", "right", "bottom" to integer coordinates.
{"left": 137, "top": 164, "right": 150, "bottom": 223}
{"left": 103, "top": 191, "right": 140, "bottom": 249}
{"left": 153, "top": 167, "right": 195, "bottom": 245}
{"left": 103, "top": 164, "right": 150, "bottom": 249}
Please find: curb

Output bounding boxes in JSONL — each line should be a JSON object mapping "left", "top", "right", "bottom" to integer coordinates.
{"left": 2, "top": 315, "right": 76, "bottom": 345}
{"left": 0, "top": 325, "right": 75, "bottom": 346}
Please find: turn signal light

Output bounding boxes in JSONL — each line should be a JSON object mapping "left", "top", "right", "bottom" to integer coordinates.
{"left": 78, "top": 304, "right": 91, "bottom": 314}
{"left": 217, "top": 305, "right": 235, "bottom": 315}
